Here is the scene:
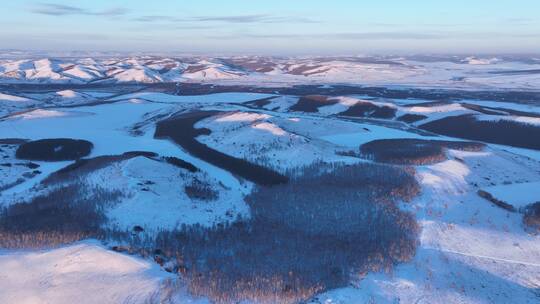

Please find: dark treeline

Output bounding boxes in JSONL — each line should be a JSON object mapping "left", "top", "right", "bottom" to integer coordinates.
{"left": 402, "top": 100, "right": 450, "bottom": 107}
{"left": 289, "top": 95, "right": 338, "bottom": 112}
{"left": 245, "top": 96, "right": 278, "bottom": 108}
{"left": 155, "top": 110, "right": 288, "bottom": 186}
{"left": 16, "top": 138, "right": 93, "bottom": 161}
{"left": 396, "top": 114, "right": 428, "bottom": 123}
{"left": 360, "top": 138, "right": 485, "bottom": 165}
{"left": 339, "top": 101, "right": 396, "bottom": 119}
{"left": 420, "top": 114, "right": 540, "bottom": 151}
{"left": 163, "top": 156, "right": 199, "bottom": 173}
{"left": 169, "top": 83, "right": 540, "bottom": 104}
{"left": 489, "top": 69, "right": 540, "bottom": 75}
{"left": 477, "top": 190, "right": 516, "bottom": 212}
{"left": 462, "top": 103, "right": 540, "bottom": 118}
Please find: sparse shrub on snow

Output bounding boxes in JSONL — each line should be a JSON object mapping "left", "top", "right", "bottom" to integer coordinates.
{"left": 184, "top": 178, "right": 219, "bottom": 201}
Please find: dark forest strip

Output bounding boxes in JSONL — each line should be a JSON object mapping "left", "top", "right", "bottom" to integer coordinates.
{"left": 155, "top": 111, "right": 288, "bottom": 185}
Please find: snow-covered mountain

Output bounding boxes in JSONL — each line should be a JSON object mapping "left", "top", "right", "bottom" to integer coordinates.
{"left": 1, "top": 54, "right": 539, "bottom": 89}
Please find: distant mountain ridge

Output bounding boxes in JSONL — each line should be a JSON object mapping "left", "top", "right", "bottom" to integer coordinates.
{"left": 1, "top": 54, "right": 540, "bottom": 89}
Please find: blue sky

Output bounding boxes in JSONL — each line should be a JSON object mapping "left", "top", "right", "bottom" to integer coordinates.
{"left": 1, "top": 1, "right": 539, "bottom": 54}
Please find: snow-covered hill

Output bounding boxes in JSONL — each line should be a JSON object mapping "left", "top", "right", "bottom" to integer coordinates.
{"left": 1, "top": 54, "right": 540, "bottom": 89}
{"left": 0, "top": 241, "right": 171, "bottom": 304}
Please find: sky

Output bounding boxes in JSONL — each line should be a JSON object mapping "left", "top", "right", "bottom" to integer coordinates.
{"left": 1, "top": 0, "right": 539, "bottom": 55}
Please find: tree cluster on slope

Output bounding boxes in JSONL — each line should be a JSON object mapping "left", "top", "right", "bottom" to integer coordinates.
{"left": 117, "top": 162, "right": 420, "bottom": 303}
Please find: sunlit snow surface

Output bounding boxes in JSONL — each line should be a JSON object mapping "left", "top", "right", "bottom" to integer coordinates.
{"left": 0, "top": 241, "right": 170, "bottom": 304}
